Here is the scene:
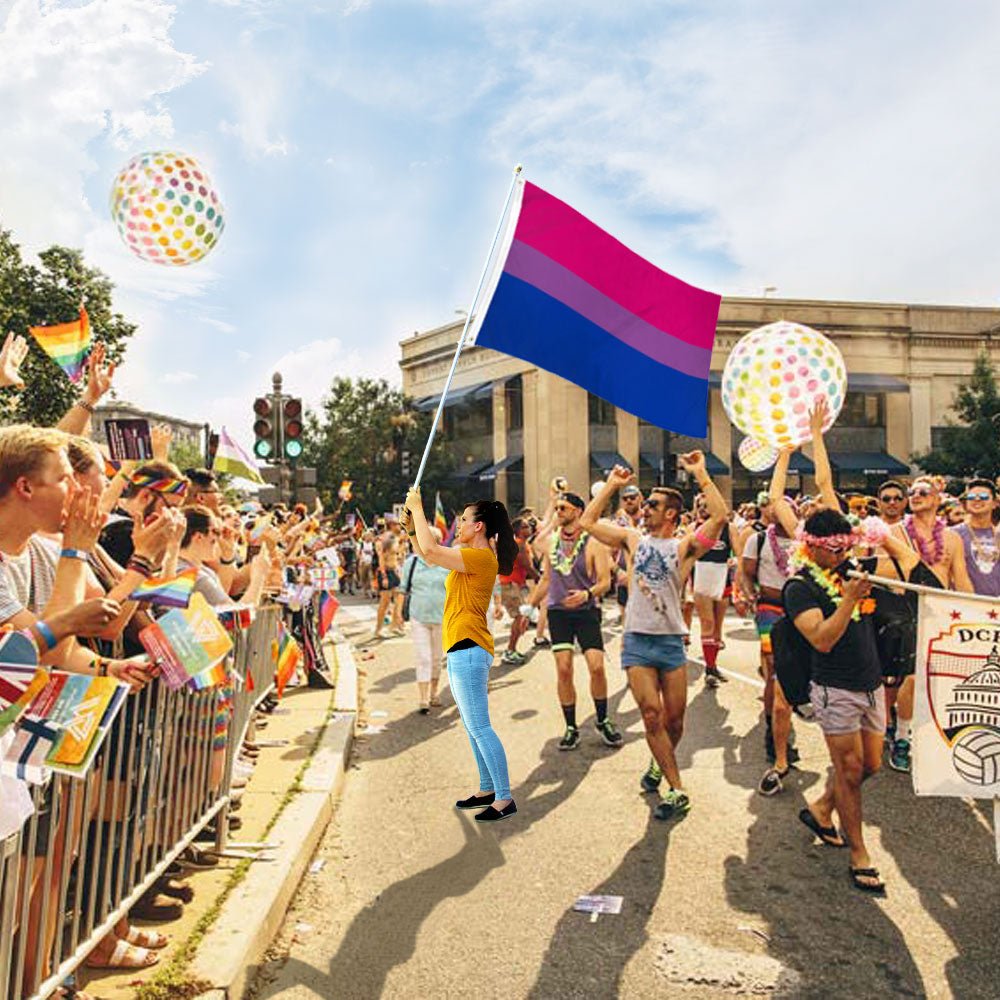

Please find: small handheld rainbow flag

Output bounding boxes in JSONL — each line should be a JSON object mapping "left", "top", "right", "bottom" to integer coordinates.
{"left": 29, "top": 305, "right": 92, "bottom": 383}
{"left": 317, "top": 590, "right": 339, "bottom": 640}
{"left": 434, "top": 492, "right": 448, "bottom": 535}
{"left": 272, "top": 623, "right": 302, "bottom": 698}
{"left": 128, "top": 568, "right": 197, "bottom": 608}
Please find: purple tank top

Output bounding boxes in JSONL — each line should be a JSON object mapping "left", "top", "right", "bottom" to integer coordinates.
{"left": 548, "top": 532, "right": 597, "bottom": 610}
{"left": 954, "top": 523, "right": 1000, "bottom": 597}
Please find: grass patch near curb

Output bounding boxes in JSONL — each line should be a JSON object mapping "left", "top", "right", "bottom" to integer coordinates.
{"left": 133, "top": 670, "right": 342, "bottom": 1000}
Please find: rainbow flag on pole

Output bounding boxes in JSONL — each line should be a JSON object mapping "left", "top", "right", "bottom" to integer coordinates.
{"left": 434, "top": 492, "right": 448, "bottom": 535}
{"left": 272, "top": 623, "right": 302, "bottom": 698}
{"left": 30, "top": 305, "right": 92, "bottom": 383}
{"left": 128, "top": 568, "right": 198, "bottom": 608}
{"left": 468, "top": 180, "right": 721, "bottom": 436}
{"left": 317, "top": 590, "right": 339, "bottom": 639}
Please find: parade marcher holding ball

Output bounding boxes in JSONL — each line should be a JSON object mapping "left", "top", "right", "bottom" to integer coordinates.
{"left": 403, "top": 488, "right": 519, "bottom": 822}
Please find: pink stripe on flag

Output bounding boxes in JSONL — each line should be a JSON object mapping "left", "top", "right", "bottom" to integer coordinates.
{"left": 512, "top": 182, "right": 720, "bottom": 350}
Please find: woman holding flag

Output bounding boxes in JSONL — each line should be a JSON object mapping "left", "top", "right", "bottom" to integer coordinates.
{"left": 403, "top": 488, "right": 519, "bottom": 821}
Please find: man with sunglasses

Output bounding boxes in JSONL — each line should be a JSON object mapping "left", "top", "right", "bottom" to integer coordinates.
{"left": 582, "top": 453, "right": 727, "bottom": 820}
{"left": 876, "top": 481, "right": 907, "bottom": 527}
{"left": 953, "top": 479, "right": 1000, "bottom": 597}
{"left": 528, "top": 491, "right": 621, "bottom": 750}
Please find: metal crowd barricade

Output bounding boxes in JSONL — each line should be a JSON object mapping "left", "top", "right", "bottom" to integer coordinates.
{"left": 0, "top": 604, "right": 282, "bottom": 1000}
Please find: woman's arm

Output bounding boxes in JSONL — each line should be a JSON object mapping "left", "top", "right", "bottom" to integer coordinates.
{"left": 768, "top": 449, "right": 801, "bottom": 537}
{"left": 404, "top": 488, "right": 467, "bottom": 572}
{"left": 810, "top": 398, "right": 840, "bottom": 512}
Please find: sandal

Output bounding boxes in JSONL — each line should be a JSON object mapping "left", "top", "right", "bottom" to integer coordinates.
{"left": 85, "top": 939, "right": 160, "bottom": 970}
{"left": 122, "top": 926, "right": 169, "bottom": 950}
{"left": 798, "top": 807, "right": 846, "bottom": 848}
{"left": 850, "top": 867, "right": 887, "bottom": 896}
{"left": 131, "top": 893, "right": 183, "bottom": 922}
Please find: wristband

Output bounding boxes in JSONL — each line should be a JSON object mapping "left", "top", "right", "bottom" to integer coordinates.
{"left": 35, "top": 620, "right": 57, "bottom": 652}
{"left": 220, "top": 556, "right": 237, "bottom": 565}
{"left": 60, "top": 547, "right": 89, "bottom": 561}
{"left": 693, "top": 528, "right": 715, "bottom": 549}
{"left": 97, "top": 658, "right": 109, "bottom": 677}
{"left": 77, "top": 399, "right": 96, "bottom": 414}
{"left": 127, "top": 558, "right": 152, "bottom": 578}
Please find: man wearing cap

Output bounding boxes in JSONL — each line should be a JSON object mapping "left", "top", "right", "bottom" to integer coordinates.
{"left": 528, "top": 491, "right": 622, "bottom": 750}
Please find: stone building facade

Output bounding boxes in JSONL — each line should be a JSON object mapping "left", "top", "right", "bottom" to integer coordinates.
{"left": 399, "top": 296, "right": 1000, "bottom": 510}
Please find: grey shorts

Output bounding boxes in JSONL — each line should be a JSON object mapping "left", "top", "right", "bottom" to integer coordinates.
{"left": 809, "top": 682, "right": 886, "bottom": 736}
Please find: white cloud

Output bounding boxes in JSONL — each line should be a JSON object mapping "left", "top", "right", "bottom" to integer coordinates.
{"left": 342, "top": 0, "right": 371, "bottom": 15}
{"left": 236, "top": 349, "right": 251, "bottom": 362}
{"left": 201, "top": 317, "right": 238, "bottom": 334}
{"left": 161, "top": 370, "right": 198, "bottom": 384}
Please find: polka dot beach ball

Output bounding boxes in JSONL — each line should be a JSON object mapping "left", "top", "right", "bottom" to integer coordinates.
{"left": 721, "top": 321, "right": 846, "bottom": 449}
{"left": 737, "top": 435, "right": 779, "bottom": 473}
{"left": 110, "top": 151, "right": 225, "bottom": 266}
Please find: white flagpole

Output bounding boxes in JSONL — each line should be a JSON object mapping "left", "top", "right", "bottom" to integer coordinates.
{"left": 846, "top": 571, "right": 1000, "bottom": 606}
{"left": 412, "top": 164, "right": 523, "bottom": 490}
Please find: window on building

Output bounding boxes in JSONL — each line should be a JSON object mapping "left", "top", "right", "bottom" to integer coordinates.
{"left": 838, "top": 392, "right": 884, "bottom": 428}
{"left": 505, "top": 376, "right": 523, "bottom": 432}
{"left": 588, "top": 392, "right": 617, "bottom": 426}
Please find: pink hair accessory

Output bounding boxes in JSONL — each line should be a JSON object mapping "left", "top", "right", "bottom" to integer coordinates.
{"left": 799, "top": 531, "right": 855, "bottom": 551}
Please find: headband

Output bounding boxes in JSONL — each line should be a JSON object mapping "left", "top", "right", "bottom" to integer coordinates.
{"left": 559, "top": 492, "right": 586, "bottom": 511}
{"left": 798, "top": 531, "right": 855, "bottom": 551}
{"left": 130, "top": 473, "right": 188, "bottom": 495}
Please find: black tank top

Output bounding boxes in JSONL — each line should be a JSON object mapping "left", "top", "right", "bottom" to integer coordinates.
{"left": 697, "top": 523, "right": 731, "bottom": 564}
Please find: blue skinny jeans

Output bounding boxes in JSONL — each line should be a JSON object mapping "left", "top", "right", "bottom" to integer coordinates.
{"left": 447, "top": 644, "right": 511, "bottom": 800}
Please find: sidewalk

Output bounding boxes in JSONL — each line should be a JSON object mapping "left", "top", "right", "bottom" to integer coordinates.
{"left": 79, "top": 633, "right": 354, "bottom": 1000}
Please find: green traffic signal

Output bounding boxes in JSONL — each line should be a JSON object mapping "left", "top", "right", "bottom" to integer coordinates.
{"left": 284, "top": 439, "right": 303, "bottom": 459}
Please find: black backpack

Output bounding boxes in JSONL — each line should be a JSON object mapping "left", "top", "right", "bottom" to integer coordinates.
{"left": 772, "top": 576, "right": 824, "bottom": 716}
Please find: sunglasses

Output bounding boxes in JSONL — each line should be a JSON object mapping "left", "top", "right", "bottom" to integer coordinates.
{"left": 964, "top": 491, "right": 993, "bottom": 502}
{"left": 554, "top": 504, "right": 577, "bottom": 513}
{"left": 642, "top": 499, "right": 664, "bottom": 510}
{"left": 879, "top": 494, "right": 905, "bottom": 503}
{"left": 908, "top": 486, "right": 934, "bottom": 498}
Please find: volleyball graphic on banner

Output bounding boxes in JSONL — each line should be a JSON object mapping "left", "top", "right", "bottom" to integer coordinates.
{"left": 952, "top": 729, "right": 1000, "bottom": 786}
{"left": 110, "top": 152, "right": 225, "bottom": 266}
{"left": 721, "top": 321, "right": 846, "bottom": 448}
{"left": 737, "top": 435, "right": 779, "bottom": 473}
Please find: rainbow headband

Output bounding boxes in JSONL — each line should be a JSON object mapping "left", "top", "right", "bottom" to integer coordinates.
{"left": 130, "top": 473, "right": 188, "bottom": 496}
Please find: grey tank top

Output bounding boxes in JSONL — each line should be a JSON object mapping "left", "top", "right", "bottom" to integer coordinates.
{"left": 625, "top": 535, "right": 687, "bottom": 636}
{"left": 548, "top": 532, "right": 597, "bottom": 610}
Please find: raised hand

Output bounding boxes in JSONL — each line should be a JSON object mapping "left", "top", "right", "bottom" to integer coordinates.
{"left": 150, "top": 423, "right": 173, "bottom": 462}
{"left": 0, "top": 332, "right": 29, "bottom": 389}
{"left": 62, "top": 487, "right": 103, "bottom": 552}
{"left": 83, "top": 341, "right": 116, "bottom": 406}
{"left": 678, "top": 450, "right": 707, "bottom": 475}
{"left": 606, "top": 464, "right": 634, "bottom": 490}
{"left": 809, "top": 395, "right": 830, "bottom": 436}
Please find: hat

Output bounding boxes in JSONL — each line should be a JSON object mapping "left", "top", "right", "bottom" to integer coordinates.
{"left": 622, "top": 485, "right": 640, "bottom": 497}
{"left": 560, "top": 492, "right": 586, "bottom": 511}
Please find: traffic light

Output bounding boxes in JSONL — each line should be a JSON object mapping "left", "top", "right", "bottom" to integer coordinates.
{"left": 253, "top": 397, "right": 276, "bottom": 460}
{"left": 283, "top": 397, "right": 303, "bottom": 460}
{"left": 207, "top": 431, "right": 220, "bottom": 466}
{"left": 401, "top": 449, "right": 411, "bottom": 479}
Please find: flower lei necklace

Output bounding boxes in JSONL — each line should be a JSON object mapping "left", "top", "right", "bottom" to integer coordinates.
{"left": 793, "top": 548, "right": 876, "bottom": 620}
{"left": 904, "top": 514, "right": 945, "bottom": 566}
{"left": 766, "top": 524, "right": 791, "bottom": 578}
{"left": 550, "top": 530, "right": 587, "bottom": 575}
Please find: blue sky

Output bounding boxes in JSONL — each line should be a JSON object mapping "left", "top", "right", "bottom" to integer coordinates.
{"left": 3, "top": 0, "right": 1000, "bottom": 445}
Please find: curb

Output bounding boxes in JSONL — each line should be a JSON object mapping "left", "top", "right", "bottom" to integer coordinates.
{"left": 190, "top": 645, "right": 357, "bottom": 1000}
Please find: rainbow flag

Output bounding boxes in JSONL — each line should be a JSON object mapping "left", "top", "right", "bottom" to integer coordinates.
{"left": 434, "top": 492, "right": 448, "bottom": 535}
{"left": 468, "top": 180, "right": 721, "bottom": 436}
{"left": 317, "top": 590, "right": 339, "bottom": 639}
{"left": 30, "top": 306, "right": 92, "bottom": 383}
{"left": 444, "top": 514, "right": 459, "bottom": 546}
{"left": 128, "top": 568, "right": 197, "bottom": 608}
{"left": 272, "top": 624, "right": 302, "bottom": 698}
{"left": 189, "top": 660, "right": 228, "bottom": 691}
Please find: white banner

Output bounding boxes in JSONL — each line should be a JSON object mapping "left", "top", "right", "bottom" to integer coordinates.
{"left": 913, "top": 590, "right": 1000, "bottom": 798}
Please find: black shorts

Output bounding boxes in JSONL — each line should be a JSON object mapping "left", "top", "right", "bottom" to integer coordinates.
{"left": 616, "top": 585, "right": 628, "bottom": 608}
{"left": 548, "top": 608, "right": 604, "bottom": 653}
{"left": 377, "top": 568, "right": 400, "bottom": 592}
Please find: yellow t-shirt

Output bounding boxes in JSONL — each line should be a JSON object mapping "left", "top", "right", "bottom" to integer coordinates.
{"left": 442, "top": 547, "right": 499, "bottom": 655}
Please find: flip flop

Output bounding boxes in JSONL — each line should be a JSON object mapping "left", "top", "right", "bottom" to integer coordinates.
{"left": 85, "top": 939, "right": 159, "bottom": 970}
{"left": 122, "top": 926, "right": 169, "bottom": 950}
{"left": 798, "top": 807, "right": 846, "bottom": 848}
{"left": 850, "top": 867, "right": 887, "bottom": 896}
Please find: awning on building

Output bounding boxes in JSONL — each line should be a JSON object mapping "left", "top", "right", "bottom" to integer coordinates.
{"left": 704, "top": 452, "right": 730, "bottom": 476}
{"left": 847, "top": 374, "right": 908, "bottom": 393}
{"left": 829, "top": 451, "right": 909, "bottom": 476}
{"left": 413, "top": 380, "right": 493, "bottom": 412}
{"left": 450, "top": 460, "right": 493, "bottom": 481}
{"left": 787, "top": 452, "right": 815, "bottom": 475}
{"left": 477, "top": 454, "right": 523, "bottom": 481}
{"left": 639, "top": 451, "right": 661, "bottom": 469}
{"left": 591, "top": 451, "right": 630, "bottom": 474}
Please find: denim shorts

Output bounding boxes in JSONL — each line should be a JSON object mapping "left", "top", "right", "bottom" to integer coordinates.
{"left": 809, "top": 681, "right": 886, "bottom": 736}
{"left": 622, "top": 632, "right": 687, "bottom": 672}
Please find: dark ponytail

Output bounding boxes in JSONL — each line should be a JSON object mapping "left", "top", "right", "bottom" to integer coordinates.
{"left": 469, "top": 498, "right": 518, "bottom": 575}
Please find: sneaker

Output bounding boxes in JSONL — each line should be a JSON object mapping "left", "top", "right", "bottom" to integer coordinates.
{"left": 501, "top": 650, "right": 526, "bottom": 665}
{"left": 705, "top": 667, "right": 728, "bottom": 686}
{"left": 533, "top": 637, "right": 551, "bottom": 649}
{"left": 558, "top": 725, "right": 580, "bottom": 751}
{"left": 654, "top": 788, "right": 691, "bottom": 821}
{"left": 757, "top": 767, "right": 788, "bottom": 797}
{"left": 889, "top": 737, "right": 911, "bottom": 773}
{"left": 596, "top": 718, "right": 623, "bottom": 748}
{"left": 640, "top": 759, "right": 663, "bottom": 794}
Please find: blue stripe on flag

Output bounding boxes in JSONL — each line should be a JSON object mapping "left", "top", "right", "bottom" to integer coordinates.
{"left": 476, "top": 273, "right": 710, "bottom": 437}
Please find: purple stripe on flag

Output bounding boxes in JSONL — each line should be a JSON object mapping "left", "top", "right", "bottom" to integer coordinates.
{"left": 504, "top": 240, "right": 712, "bottom": 380}
{"left": 513, "top": 182, "right": 720, "bottom": 350}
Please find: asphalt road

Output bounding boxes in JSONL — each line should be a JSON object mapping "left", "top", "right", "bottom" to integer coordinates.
{"left": 248, "top": 598, "right": 1000, "bottom": 1000}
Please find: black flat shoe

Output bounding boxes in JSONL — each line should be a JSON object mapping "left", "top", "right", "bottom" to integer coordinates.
{"left": 456, "top": 792, "right": 495, "bottom": 810}
{"left": 475, "top": 801, "right": 517, "bottom": 822}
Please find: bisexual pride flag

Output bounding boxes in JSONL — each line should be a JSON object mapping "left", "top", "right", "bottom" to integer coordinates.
{"left": 468, "top": 180, "right": 721, "bottom": 437}
{"left": 30, "top": 306, "right": 92, "bottom": 383}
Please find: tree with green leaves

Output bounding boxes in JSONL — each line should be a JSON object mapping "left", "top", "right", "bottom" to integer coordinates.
{"left": 304, "top": 377, "right": 456, "bottom": 519}
{"left": 0, "top": 229, "right": 136, "bottom": 427}
{"left": 913, "top": 351, "right": 1000, "bottom": 479}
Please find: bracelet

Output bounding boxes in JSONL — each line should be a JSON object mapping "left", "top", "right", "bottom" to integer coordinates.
{"left": 60, "top": 547, "right": 89, "bottom": 561}
{"left": 693, "top": 528, "right": 715, "bottom": 549}
{"left": 35, "top": 620, "right": 57, "bottom": 652}
{"left": 127, "top": 558, "right": 152, "bottom": 578}
{"left": 77, "top": 399, "right": 96, "bottom": 414}
{"left": 97, "top": 658, "right": 109, "bottom": 677}
{"left": 220, "top": 556, "right": 237, "bottom": 565}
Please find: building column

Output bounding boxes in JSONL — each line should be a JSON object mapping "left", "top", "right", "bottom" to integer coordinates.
{"left": 709, "top": 391, "right": 733, "bottom": 505}
{"left": 885, "top": 391, "right": 912, "bottom": 471}
{"left": 616, "top": 410, "right": 639, "bottom": 473}
{"left": 522, "top": 371, "right": 541, "bottom": 509}
{"left": 909, "top": 377, "right": 932, "bottom": 462}
{"left": 491, "top": 383, "right": 507, "bottom": 506}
